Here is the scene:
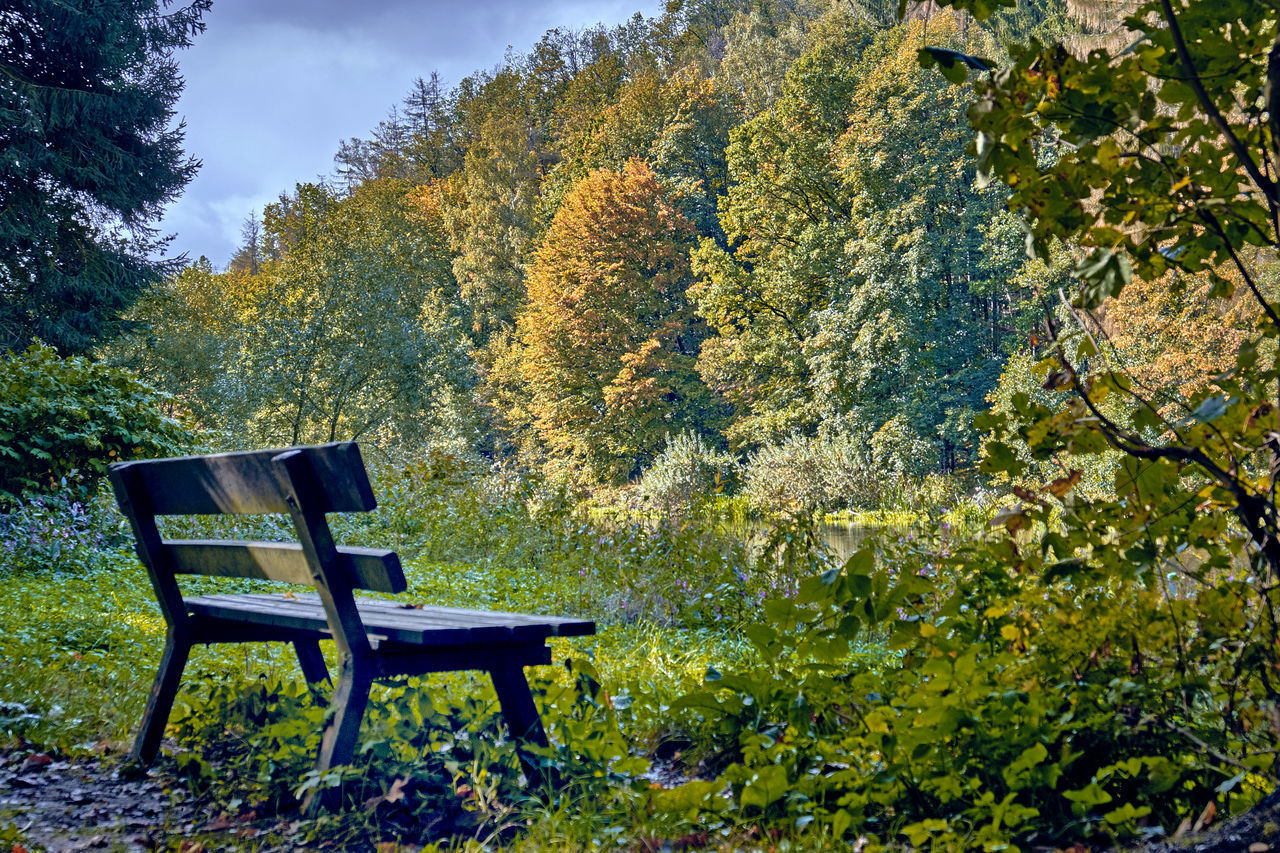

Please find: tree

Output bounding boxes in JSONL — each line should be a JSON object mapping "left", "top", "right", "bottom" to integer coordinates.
{"left": 443, "top": 69, "right": 542, "bottom": 346}
{"left": 497, "top": 160, "right": 720, "bottom": 483}
{"left": 924, "top": 0, "right": 1280, "bottom": 820}
{"left": 0, "top": 0, "right": 209, "bottom": 354}
{"left": 935, "top": 0, "right": 1280, "bottom": 571}
{"left": 692, "top": 10, "right": 1036, "bottom": 466}
{"left": 111, "top": 180, "right": 474, "bottom": 450}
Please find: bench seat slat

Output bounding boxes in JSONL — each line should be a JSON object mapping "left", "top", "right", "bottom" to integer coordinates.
{"left": 351, "top": 597, "right": 596, "bottom": 634}
{"left": 166, "top": 540, "right": 406, "bottom": 594}
{"left": 239, "top": 597, "right": 537, "bottom": 642}
{"left": 187, "top": 593, "right": 595, "bottom": 647}
{"left": 190, "top": 595, "right": 477, "bottom": 645}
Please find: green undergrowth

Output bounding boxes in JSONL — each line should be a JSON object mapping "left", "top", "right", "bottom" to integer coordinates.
{"left": 15, "top": 450, "right": 1259, "bottom": 851}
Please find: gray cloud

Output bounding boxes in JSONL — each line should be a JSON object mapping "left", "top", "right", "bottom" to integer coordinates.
{"left": 159, "top": 0, "right": 659, "bottom": 266}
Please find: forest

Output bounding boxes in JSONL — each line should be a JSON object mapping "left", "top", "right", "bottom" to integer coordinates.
{"left": 3, "top": 0, "right": 1280, "bottom": 849}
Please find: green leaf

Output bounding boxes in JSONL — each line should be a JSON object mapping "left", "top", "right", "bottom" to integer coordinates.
{"left": 1073, "top": 248, "right": 1132, "bottom": 307}
{"left": 982, "top": 441, "right": 1026, "bottom": 475}
{"left": 739, "top": 764, "right": 790, "bottom": 810}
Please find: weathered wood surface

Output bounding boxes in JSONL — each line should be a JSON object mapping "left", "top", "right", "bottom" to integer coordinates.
{"left": 111, "top": 442, "right": 375, "bottom": 516}
{"left": 186, "top": 593, "right": 594, "bottom": 647}
{"left": 165, "top": 540, "right": 405, "bottom": 594}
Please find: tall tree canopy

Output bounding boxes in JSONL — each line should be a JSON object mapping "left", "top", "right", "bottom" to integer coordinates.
{"left": 692, "top": 12, "right": 1034, "bottom": 465}
{"left": 0, "top": 0, "right": 208, "bottom": 354}
{"left": 495, "top": 159, "right": 720, "bottom": 482}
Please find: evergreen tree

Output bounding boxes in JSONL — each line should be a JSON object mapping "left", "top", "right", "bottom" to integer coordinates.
{"left": 0, "top": 0, "right": 209, "bottom": 354}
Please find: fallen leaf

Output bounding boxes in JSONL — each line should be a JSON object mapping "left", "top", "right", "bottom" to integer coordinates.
{"left": 1192, "top": 799, "right": 1216, "bottom": 833}
{"left": 178, "top": 843, "right": 205, "bottom": 853}
{"left": 1249, "top": 844, "right": 1270, "bottom": 852}
{"left": 204, "top": 814, "right": 234, "bottom": 831}
{"left": 385, "top": 777, "right": 408, "bottom": 803}
{"left": 20, "top": 753, "right": 52, "bottom": 772}
{"left": 1171, "top": 817, "right": 1192, "bottom": 839}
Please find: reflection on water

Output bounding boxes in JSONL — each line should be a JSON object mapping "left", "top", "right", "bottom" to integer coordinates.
{"left": 820, "top": 521, "right": 871, "bottom": 563}
{"left": 719, "top": 519, "right": 873, "bottom": 565}
{"left": 609, "top": 514, "right": 882, "bottom": 565}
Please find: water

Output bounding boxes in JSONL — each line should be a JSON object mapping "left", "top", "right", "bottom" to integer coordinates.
{"left": 717, "top": 518, "right": 873, "bottom": 564}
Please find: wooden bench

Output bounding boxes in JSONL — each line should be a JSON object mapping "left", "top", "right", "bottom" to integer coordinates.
{"left": 108, "top": 441, "right": 594, "bottom": 812}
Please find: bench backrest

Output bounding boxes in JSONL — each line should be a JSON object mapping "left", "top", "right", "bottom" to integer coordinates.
{"left": 109, "top": 442, "right": 404, "bottom": 658}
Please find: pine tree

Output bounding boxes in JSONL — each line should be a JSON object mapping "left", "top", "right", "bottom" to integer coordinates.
{"left": 0, "top": 0, "right": 209, "bottom": 354}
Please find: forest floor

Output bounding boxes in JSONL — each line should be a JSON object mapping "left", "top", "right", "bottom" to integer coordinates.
{"left": 6, "top": 743, "right": 1280, "bottom": 853}
{"left": 0, "top": 747, "right": 327, "bottom": 853}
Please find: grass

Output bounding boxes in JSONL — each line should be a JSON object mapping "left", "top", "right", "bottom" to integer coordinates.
{"left": 0, "top": 548, "right": 756, "bottom": 750}
{"left": 0, "top": 467, "right": 896, "bottom": 850}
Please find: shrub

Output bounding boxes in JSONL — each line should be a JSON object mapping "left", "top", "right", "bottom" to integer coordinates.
{"left": 743, "top": 433, "right": 883, "bottom": 514}
{"left": 638, "top": 431, "right": 739, "bottom": 512}
{"left": 0, "top": 343, "right": 191, "bottom": 504}
{"left": 665, "top": 492, "right": 1280, "bottom": 849}
{"left": 868, "top": 414, "right": 934, "bottom": 478}
{"left": 0, "top": 478, "right": 130, "bottom": 573}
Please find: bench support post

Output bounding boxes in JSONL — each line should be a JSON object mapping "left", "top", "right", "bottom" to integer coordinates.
{"left": 303, "top": 656, "right": 372, "bottom": 815}
{"left": 130, "top": 631, "right": 191, "bottom": 763}
{"left": 490, "top": 663, "right": 552, "bottom": 789}
{"left": 293, "top": 639, "right": 330, "bottom": 704}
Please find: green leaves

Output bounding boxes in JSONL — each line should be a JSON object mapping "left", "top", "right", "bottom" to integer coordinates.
{"left": 0, "top": 344, "right": 191, "bottom": 504}
{"left": 1073, "top": 248, "right": 1133, "bottom": 308}
{"left": 738, "top": 764, "right": 790, "bottom": 810}
{"left": 917, "top": 46, "right": 994, "bottom": 84}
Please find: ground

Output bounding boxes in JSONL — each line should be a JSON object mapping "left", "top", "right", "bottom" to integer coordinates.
{"left": 0, "top": 748, "right": 325, "bottom": 853}
{"left": 6, "top": 746, "right": 1280, "bottom": 852}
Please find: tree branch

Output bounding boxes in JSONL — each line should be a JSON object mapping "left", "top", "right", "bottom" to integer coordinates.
{"left": 1160, "top": 0, "right": 1278, "bottom": 208}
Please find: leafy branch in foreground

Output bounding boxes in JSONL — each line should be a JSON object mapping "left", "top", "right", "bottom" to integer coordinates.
{"left": 941, "top": 0, "right": 1280, "bottom": 583}
{"left": 651, "top": 3, "right": 1280, "bottom": 849}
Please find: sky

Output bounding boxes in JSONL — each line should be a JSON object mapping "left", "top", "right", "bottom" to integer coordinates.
{"left": 158, "top": 0, "right": 662, "bottom": 267}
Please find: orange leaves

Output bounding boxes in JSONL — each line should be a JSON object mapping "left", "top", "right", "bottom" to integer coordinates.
{"left": 504, "top": 159, "right": 705, "bottom": 482}
{"left": 1046, "top": 470, "right": 1083, "bottom": 498}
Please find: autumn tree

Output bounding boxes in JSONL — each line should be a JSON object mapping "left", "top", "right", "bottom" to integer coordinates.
{"left": 498, "top": 160, "right": 721, "bottom": 482}
{"left": 112, "top": 180, "right": 473, "bottom": 449}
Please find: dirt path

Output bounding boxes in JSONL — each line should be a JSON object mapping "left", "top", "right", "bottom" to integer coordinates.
{"left": 0, "top": 749, "right": 203, "bottom": 852}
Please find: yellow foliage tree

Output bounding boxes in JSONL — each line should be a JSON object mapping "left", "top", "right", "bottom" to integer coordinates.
{"left": 498, "top": 159, "right": 721, "bottom": 483}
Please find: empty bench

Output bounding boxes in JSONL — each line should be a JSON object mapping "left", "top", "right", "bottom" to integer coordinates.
{"left": 108, "top": 442, "right": 594, "bottom": 812}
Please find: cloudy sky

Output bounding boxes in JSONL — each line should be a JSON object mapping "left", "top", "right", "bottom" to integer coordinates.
{"left": 159, "top": 0, "right": 661, "bottom": 267}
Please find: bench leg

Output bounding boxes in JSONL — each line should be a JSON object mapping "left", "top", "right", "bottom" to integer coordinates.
{"left": 489, "top": 663, "right": 554, "bottom": 788}
{"left": 293, "top": 639, "right": 330, "bottom": 703}
{"left": 130, "top": 633, "right": 191, "bottom": 764}
{"left": 302, "top": 657, "right": 372, "bottom": 815}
